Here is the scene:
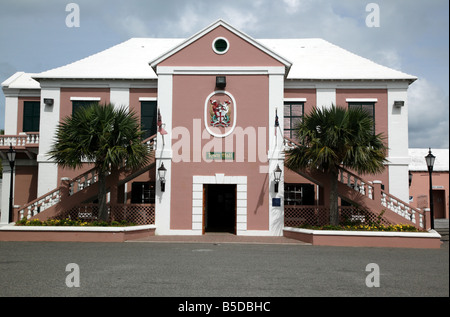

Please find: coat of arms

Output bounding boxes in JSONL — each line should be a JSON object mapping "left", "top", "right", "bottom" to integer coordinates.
{"left": 210, "top": 99, "right": 232, "bottom": 127}
{"left": 204, "top": 91, "right": 236, "bottom": 138}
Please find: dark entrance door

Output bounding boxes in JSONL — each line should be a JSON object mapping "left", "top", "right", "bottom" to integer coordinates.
{"left": 205, "top": 184, "right": 236, "bottom": 233}
{"left": 433, "top": 190, "right": 445, "bottom": 219}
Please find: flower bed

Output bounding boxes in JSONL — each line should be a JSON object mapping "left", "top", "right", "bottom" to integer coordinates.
{"left": 1, "top": 220, "right": 155, "bottom": 242}
{"left": 15, "top": 218, "right": 137, "bottom": 227}
{"left": 296, "top": 223, "right": 422, "bottom": 232}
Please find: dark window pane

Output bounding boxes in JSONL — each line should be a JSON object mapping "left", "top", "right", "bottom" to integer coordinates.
{"left": 23, "top": 101, "right": 40, "bottom": 132}
{"left": 141, "top": 101, "right": 157, "bottom": 139}
{"left": 72, "top": 100, "right": 99, "bottom": 115}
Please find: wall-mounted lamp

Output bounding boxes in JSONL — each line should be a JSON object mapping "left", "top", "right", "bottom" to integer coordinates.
{"left": 216, "top": 76, "right": 226, "bottom": 89}
{"left": 7, "top": 144, "right": 16, "bottom": 223}
{"left": 158, "top": 162, "right": 167, "bottom": 192}
{"left": 44, "top": 98, "right": 54, "bottom": 106}
{"left": 394, "top": 101, "right": 404, "bottom": 108}
{"left": 274, "top": 164, "right": 282, "bottom": 193}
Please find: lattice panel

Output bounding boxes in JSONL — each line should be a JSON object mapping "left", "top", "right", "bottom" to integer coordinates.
{"left": 110, "top": 204, "right": 155, "bottom": 225}
{"left": 284, "top": 206, "right": 393, "bottom": 227}
{"left": 53, "top": 204, "right": 155, "bottom": 225}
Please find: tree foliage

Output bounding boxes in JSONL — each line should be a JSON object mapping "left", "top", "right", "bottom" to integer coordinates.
{"left": 49, "top": 103, "right": 151, "bottom": 221}
{"left": 285, "top": 105, "right": 388, "bottom": 225}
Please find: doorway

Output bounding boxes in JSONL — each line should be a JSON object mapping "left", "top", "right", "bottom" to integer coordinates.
{"left": 204, "top": 184, "right": 236, "bottom": 234}
{"left": 433, "top": 190, "right": 446, "bottom": 219}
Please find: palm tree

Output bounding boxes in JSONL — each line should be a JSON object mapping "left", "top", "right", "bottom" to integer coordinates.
{"left": 285, "top": 105, "right": 388, "bottom": 226}
{"left": 49, "top": 103, "right": 151, "bottom": 221}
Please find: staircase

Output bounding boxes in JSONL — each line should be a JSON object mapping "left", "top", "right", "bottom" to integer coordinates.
{"left": 283, "top": 137, "right": 427, "bottom": 230}
{"left": 435, "top": 219, "right": 449, "bottom": 241}
{"left": 16, "top": 135, "right": 157, "bottom": 222}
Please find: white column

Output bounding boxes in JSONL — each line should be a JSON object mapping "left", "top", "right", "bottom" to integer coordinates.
{"left": 387, "top": 84, "right": 410, "bottom": 202}
{"left": 37, "top": 87, "right": 60, "bottom": 196}
{"left": 316, "top": 87, "right": 336, "bottom": 109}
{"left": 4, "top": 94, "right": 18, "bottom": 135}
{"left": 154, "top": 72, "right": 173, "bottom": 235}
{"left": 110, "top": 86, "right": 130, "bottom": 110}
{"left": 268, "top": 70, "right": 285, "bottom": 236}
{"left": 0, "top": 164, "right": 13, "bottom": 224}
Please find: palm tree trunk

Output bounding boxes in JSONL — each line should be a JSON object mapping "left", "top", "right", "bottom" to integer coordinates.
{"left": 97, "top": 171, "right": 108, "bottom": 222}
{"left": 329, "top": 171, "right": 339, "bottom": 226}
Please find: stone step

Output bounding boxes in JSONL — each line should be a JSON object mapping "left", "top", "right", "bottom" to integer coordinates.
{"left": 434, "top": 219, "right": 449, "bottom": 229}
{"left": 433, "top": 220, "right": 449, "bottom": 241}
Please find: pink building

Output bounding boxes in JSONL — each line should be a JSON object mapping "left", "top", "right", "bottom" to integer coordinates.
{"left": 1, "top": 20, "right": 428, "bottom": 235}
{"left": 409, "top": 148, "right": 449, "bottom": 220}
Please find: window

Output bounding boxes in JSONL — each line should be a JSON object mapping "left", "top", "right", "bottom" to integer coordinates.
{"left": 72, "top": 100, "right": 99, "bottom": 115}
{"left": 131, "top": 182, "right": 155, "bottom": 204}
{"left": 348, "top": 102, "right": 375, "bottom": 133}
{"left": 23, "top": 101, "right": 40, "bottom": 132}
{"left": 283, "top": 101, "right": 304, "bottom": 140}
{"left": 141, "top": 101, "right": 157, "bottom": 139}
{"left": 284, "top": 183, "right": 315, "bottom": 205}
{"left": 212, "top": 37, "right": 229, "bottom": 54}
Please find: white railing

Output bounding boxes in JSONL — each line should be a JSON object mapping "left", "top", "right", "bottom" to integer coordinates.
{"left": 19, "top": 188, "right": 62, "bottom": 220}
{"left": 283, "top": 137, "right": 425, "bottom": 228}
{"left": 16, "top": 134, "right": 157, "bottom": 220}
{"left": 0, "top": 133, "right": 39, "bottom": 147}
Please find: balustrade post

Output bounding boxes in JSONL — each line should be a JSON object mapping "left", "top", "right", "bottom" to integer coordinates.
{"left": 372, "top": 180, "right": 382, "bottom": 203}
{"left": 60, "top": 177, "right": 71, "bottom": 198}
{"left": 424, "top": 208, "right": 431, "bottom": 231}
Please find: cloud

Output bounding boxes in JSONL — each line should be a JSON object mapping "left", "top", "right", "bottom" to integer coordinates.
{"left": 120, "top": 16, "right": 152, "bottom": 38}
{"left": 408, "top": 78, "right": 449, "bottom": 149}
{"left": 0, "top": 0, "right": 447, "bottom": 150}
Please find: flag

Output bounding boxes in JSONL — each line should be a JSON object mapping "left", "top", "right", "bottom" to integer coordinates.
{"left": 157, "top": 108, "right": 168, "bottom": 135}
{"left": 275, "top": 108, "right": 279, "bottom": 136}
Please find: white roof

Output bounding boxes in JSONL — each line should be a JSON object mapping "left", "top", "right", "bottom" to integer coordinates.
{"left": 409, "top": 148, "right": 449, "bottom": 172}
{"left": 31, "top": 37, "right": 417, "bottom": 82}
{"left": 2, "top": 72, "right": 40, "bottom": 89}
{"left": 34, "top": 38, "right": 183, "bottom": 81}
{"left": 260, "top": 38, "right": 416, "bottom": 81}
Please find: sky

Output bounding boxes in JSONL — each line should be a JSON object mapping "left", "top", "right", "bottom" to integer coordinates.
{"left": 0, "top": 0, "right": 448, "bottom": 149}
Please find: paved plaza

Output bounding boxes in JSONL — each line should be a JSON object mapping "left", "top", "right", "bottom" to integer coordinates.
{"left": 1, "top": 235, "right": 448, "bottom": 300}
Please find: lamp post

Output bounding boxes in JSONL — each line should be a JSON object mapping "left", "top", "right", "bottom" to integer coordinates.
{"left": 274, "top": 164, "right": 282, "bottom": 193}
{"left": 158, "top": 162, "right": 167, "bottom": 192}
{"left": 6, "top": 144, "right": 16, "bottom": 223}
{"left": 425, "top": 148, "right": 436, "bottom": 230}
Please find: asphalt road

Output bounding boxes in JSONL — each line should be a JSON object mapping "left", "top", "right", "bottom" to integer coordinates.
{"left": 0, "top": 241, "right": 448, "bottom": 299}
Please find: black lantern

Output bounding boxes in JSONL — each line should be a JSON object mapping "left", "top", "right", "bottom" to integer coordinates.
{"left": 158, "top": 162, "right": 167, "bottom": 192}
{"left": 425, "top": 148, "right": 436, "bottom": 229}
{"left": 216, "top": 76, "right": 226, "bottom": 89}
{"left": 7, "top": 144, "right": 16, "bottom": 223}
{"left": 274, "top": 164, "right": 282, "bottom": 193}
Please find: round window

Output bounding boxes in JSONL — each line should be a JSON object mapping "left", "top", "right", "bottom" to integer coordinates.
{"left": 212, "top": 37, "right": 229, "bottom": 54}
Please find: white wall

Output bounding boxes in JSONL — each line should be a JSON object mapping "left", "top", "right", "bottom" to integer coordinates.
{"left": 387, "top": 84, "right": 411, "bottom": 202}
{"left": 37, "top": 87, "right": 60, "bottom": 196}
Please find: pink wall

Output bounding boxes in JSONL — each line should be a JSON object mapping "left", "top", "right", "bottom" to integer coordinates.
{"left": 160, "top": 25, "right": 283, "bottom": 67}
{"left": 284, "top": 88, "right": 316, "bottom": 115}
{"left": 170, "top": 74, "right": 270, "bottom": 230}
{"left": 410, "top": 171, "right": 449, "bottom": 219}
{"left": 60, "top": 88, "right": 110, "bottom": 121}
